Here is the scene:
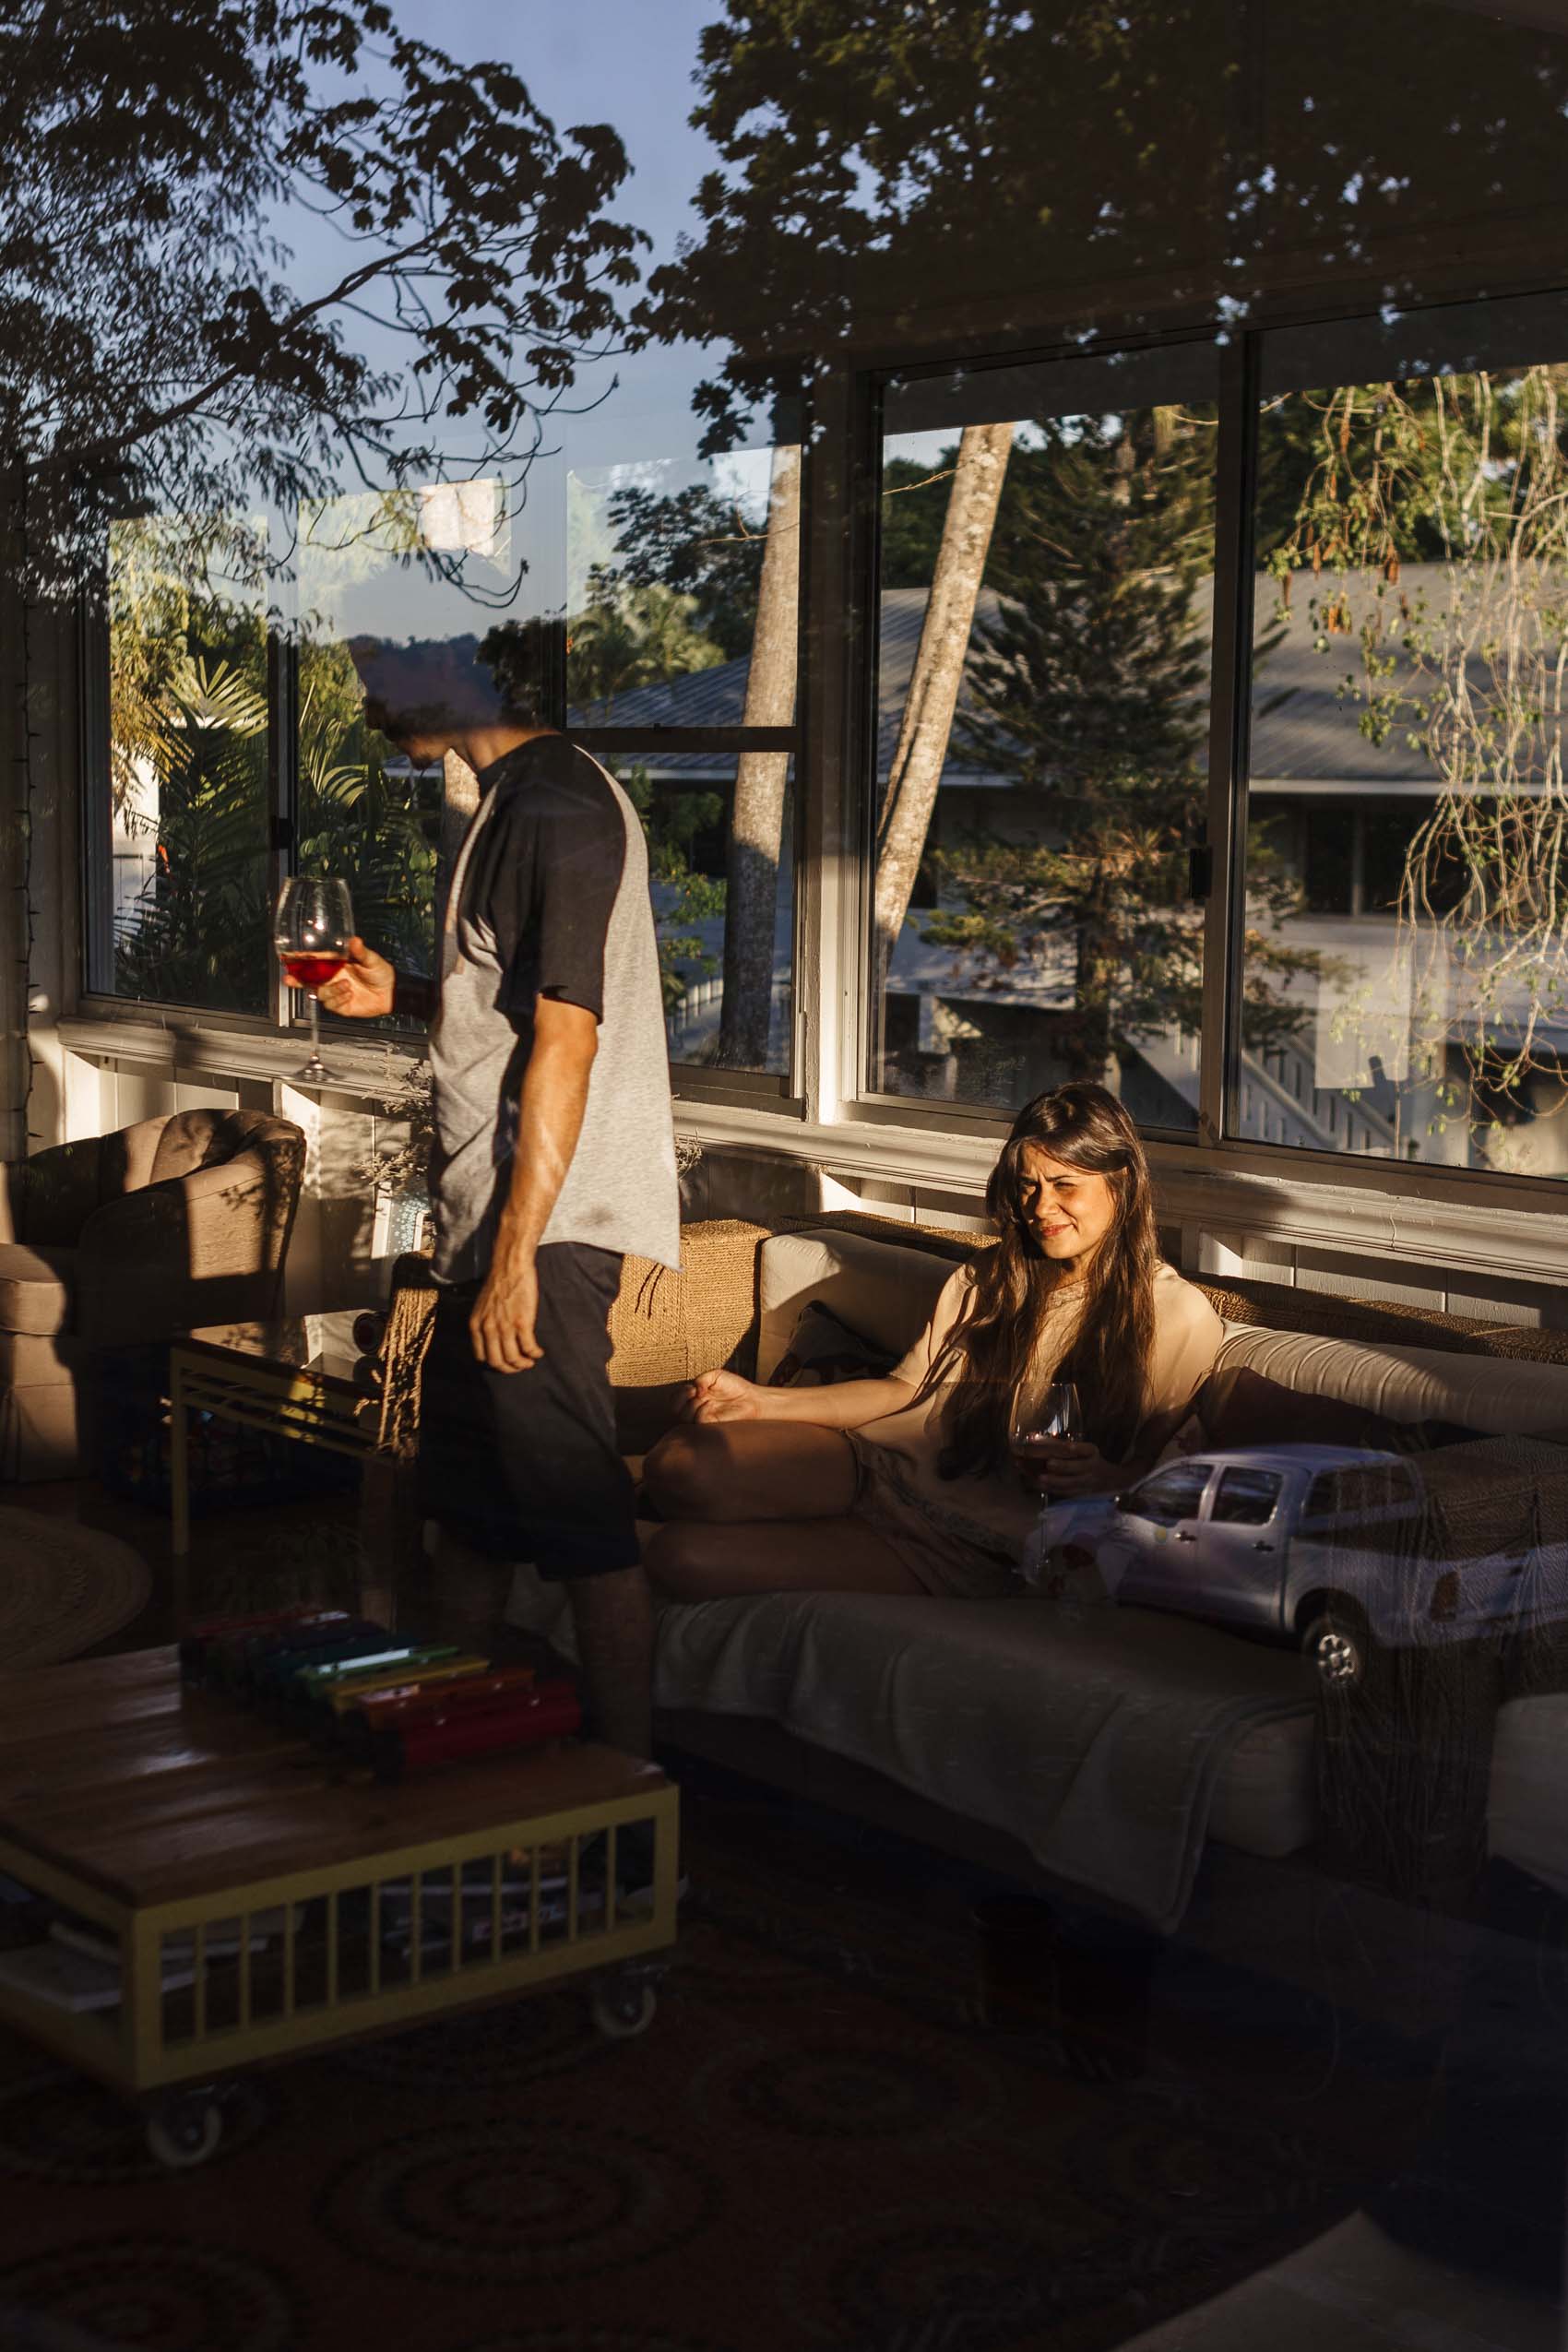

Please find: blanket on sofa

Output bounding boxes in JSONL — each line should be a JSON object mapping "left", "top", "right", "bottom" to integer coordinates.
{"left": 652, "top": 1588, "right": 1315, "bottom": 1934}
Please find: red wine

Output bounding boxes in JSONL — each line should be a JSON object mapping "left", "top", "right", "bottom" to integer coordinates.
{"left": 280, "top": 950, "right": 346, "bottom": 991}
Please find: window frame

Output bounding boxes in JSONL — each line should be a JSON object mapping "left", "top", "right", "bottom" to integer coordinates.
{"left": 846, "top": 281, "right": 1568, "bottom": 1208}
{"left": 77, "top": 454, "right": 812, "bottom": 1107}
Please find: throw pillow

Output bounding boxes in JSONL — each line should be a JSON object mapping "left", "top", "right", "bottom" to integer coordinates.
{"left": 1193, "top": 1364, "right": 1479, "bottom": 1455}
{"left": 769, "top": 1300, "right": 898, "bottom": 1389}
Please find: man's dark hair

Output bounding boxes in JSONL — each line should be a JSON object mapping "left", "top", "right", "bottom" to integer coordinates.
{"left": 478, "top": 615, "right": 566, "bottom": 729}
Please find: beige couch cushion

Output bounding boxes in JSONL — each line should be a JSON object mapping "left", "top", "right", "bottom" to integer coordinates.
{"left": 0, "top": 1243, "right": 74, "bottom": 1337}
{"left": 652, "top": 1588, "right": 1317, "bottom": 1927}
{"left": 757, "top": 1228, "right": 967, "bottom": 1383}
{"left": 1216, "top": 1322, "right": 1568, "bottom": 1438}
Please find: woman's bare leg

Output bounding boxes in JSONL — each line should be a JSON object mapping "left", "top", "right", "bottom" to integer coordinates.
{"left": 643, "top": 1420, "right": 859, "bottom": 1524}
{"left": 644, "top": 1515, "right": 922, "bottom": 1601}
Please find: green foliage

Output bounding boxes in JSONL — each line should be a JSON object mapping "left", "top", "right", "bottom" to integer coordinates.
{"left": 296, "top": 636, "right": 440, "bottom": 977}
{"left": 601, "top": 482, "right": 766, "bottom": 662}
{"left": 570, "top": 578, "right": 726, "bottom": 717}
{"left": 880, "top": 455, "right": 957, "bottom": 590}
{"left": 111, "top": 637, "right": 272, "bottom": 1015}
{"left": 616, "top": 765, "right": 726, "bottom": 1011}
{"left": 932, "top": 408, "right": 1328, "bottom": 1075}
{"left": 1257, "top": 366, "right": 1568, "bottom": 1154}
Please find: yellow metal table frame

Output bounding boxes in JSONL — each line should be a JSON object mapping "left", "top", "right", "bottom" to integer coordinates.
{"left": 0, "top": 1782, "right": 680, "bottom": 2104}
{"left": 169, "top": 1333, "right": 373, "bottom": 1561}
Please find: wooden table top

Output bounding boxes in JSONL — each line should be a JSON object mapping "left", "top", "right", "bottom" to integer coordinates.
{"left": 0, "top": 1649, "right": 666, "bottom": 1912}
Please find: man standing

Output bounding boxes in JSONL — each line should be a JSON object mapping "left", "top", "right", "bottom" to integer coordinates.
{"left": 321, "top": 627, "right": 680, "bottom": 1768}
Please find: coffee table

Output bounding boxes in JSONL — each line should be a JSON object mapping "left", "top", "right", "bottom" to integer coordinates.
{"left": 169, "top": 1313, "right": 374, "bottom": 1562}
{"left": 0, "top": 1649, "right": 679, "bottom": 2167}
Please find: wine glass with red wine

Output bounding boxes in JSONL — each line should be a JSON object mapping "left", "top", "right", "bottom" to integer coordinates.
{"left": 1010, "top": 1381, "right": 1082, "bottom": 1587}
{"left": 274, "top": 877, "right": 354, "bottom": 1082}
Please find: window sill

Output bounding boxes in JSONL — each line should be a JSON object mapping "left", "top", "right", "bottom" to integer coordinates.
{"left": 59, "top": 1007, "right": 1568, "bottom": 1286}
{"left": 59, "top": 1009, "right": 422, "bottom": 1103}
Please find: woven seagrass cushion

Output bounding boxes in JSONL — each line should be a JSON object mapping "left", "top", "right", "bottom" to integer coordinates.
{"left": 609, "top": 1221, "right": 770, "bottom": 1386}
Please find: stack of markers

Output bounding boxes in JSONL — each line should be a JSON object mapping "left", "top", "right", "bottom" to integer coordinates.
{"left": 178, "top": 1606, "right": 580, "bottom": 1779}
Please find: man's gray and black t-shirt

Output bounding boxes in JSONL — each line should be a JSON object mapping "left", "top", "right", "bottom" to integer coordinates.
{"left": 428, "top": 736, "right": 680, "bottom": 1283}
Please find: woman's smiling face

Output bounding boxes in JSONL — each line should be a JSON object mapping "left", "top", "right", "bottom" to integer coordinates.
{"left": 1016, "top": 1145, "right": 1118, "bottom": 1274}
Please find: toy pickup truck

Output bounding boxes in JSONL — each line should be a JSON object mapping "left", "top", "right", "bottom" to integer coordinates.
{"left": 1033, "top": 1443, "right": 1564, "bottom": 1686}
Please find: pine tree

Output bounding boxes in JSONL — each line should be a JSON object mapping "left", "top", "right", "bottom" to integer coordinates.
{"left": 932, "top": 410, "right": 1313, "bottom": 1082}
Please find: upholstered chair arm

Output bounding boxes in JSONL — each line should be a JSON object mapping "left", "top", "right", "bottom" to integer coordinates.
{"left": 73, "top": 1149, "right": 282, "bottom": 1347}
{"left": 0, "top": 1135, "right": 106, "bottom": 1249}
{"left": 0, "top": 1160, "right": 14, "bottom": 1246}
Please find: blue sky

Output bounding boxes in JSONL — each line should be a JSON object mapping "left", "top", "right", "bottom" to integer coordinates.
{"left": 286, "top": 0, "right": 761, "bottom": 642}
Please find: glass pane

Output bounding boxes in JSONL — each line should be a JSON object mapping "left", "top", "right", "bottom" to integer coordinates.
{"left": 1244, "top": 314, "right": 1568, "bottom": 1176}
{"left": 870, "top": 348, "right": 1218, "bottom": 1122}
{"left": 565, "top": 425, "right": 799, "bottom": 725}
{"left": 103, "top": 516, "right": 270, "bottom": 1014}
{"left": 592, "top": 752, "right": 793, "bottom": 1078}
{"left": 294, "top": 487, "right": 522, "bottom": 1006}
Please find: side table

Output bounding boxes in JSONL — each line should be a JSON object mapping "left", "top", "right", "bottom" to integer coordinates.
{"left": 169, "top": 1314, "right": 375, "bottom": 1563}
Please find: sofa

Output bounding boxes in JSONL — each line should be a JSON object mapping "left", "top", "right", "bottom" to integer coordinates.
{"left": 506, "top": 1213, "right": 1568, "bottom": 1936}
{"left": 0, "top": 1109, "right": 305, "bottom": 1480}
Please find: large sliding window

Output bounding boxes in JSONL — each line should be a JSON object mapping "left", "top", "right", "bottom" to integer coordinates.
{"left": 862, "top": 291, "right": 1568, "bottom": 1198}
{"left": 1241, "top": 293, "right": 1568, "bottom": 1179}
{"left": 85, "top": 392, "right": 803, "bottom": 1094}
{"left": 564, "top": 392, "right": 802, "bottom": 1088}
{"left": 868, "top": 343, "right": 1219, "bottom": 1128}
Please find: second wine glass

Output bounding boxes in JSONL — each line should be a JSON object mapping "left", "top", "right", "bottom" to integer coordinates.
{"left": 274, "top": 877, "right": 354, "bottom": 1083}
{"left": 1010, "top": 1381, "right": 1083, "bottom": 1588}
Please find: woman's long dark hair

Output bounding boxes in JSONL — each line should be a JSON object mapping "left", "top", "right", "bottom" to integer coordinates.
{"left": 927, "top": 1082, "right": 1159, "bottom": 1480}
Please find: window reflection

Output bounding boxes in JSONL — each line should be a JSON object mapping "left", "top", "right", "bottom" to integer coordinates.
{"left": 103, "top": 517, "right": 270, "bottom": 1016}
{"left": 1245, "top": 300, "right": 1568, "bottom": 1174}
{"left": 870, "top": 346, "right": 1218, "bottom": 1123}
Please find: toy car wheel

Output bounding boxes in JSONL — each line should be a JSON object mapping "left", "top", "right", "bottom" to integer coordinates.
{"left": 146, "top": 2092, "right": 223, "bottom": 2170}
{"left": 1301, "top": 1606, "right": 1370, "bottom": 1689}
{"left": 591, "top": 1972, "right": 657, "bottom": 2039}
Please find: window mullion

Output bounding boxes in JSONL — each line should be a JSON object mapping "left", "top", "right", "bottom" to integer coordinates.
{"left": 267, "top": 625, "right": 299, "bottom": 1032}
{"left": 1201, "top": 330, "right": 1262, "bottom": 1153}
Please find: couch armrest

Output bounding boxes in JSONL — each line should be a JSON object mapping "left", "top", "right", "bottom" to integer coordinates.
{"left": 73, "top": 1151, "right": 282, "bottom": 1347}
{"left": 0, "top": 1161, "right": 14, "bottom": 1246}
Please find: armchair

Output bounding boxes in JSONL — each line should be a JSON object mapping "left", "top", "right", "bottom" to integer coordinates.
{"left": 0, "top": 1108, "right": 305, "bottom": 1480}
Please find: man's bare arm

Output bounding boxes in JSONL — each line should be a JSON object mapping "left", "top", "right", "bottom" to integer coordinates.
{"left": 469, "top": 996, "right": 599, "bottom": 1372}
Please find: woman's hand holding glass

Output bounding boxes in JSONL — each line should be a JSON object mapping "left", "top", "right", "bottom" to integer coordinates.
{"left": 1017, "top": 1437, "right": 1106, "bottom": 1497}
{"left": 1011, "top": 1383, "right": 1105, "bottom": 1497}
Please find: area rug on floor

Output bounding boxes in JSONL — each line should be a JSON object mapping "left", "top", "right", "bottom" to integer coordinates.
{"left": 0, "top": 1828, "right": 1423, "bottom": 2352}
{"left": 0, "top": 1511, "right": 151, "bottom": 1668}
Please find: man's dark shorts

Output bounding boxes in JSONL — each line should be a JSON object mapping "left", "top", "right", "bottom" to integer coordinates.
{"left": 417, "top": 1242, "right": 637, "bottom": 1579}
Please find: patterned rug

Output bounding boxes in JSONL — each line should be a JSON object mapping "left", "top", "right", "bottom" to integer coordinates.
{"left": 0, "top": 1510, "right": 152, "bottom": 1668}
{"left": 0, "top": 1801, "right": 1430, "bottom": 2352}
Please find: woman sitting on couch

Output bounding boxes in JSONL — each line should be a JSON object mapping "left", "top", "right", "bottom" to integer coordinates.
{"left": 641, "top": 1082, "right": 1222, "bottom": 1602}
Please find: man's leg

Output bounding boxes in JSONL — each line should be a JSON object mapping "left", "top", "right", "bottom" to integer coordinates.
{"left": 567, "top": 1562, "right": 655, "bottom": 1762}
{"left": 483, "top": 1245, "right": 655, "bottom": 1759}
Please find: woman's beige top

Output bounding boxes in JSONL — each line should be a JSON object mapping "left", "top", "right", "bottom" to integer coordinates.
{"left": 855, "top": 1256, "right": 1225, "bottom": 1565}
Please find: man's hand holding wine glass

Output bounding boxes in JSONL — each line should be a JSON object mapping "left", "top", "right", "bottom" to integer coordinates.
{"left": 316, "top": 937, "right": 396, "bottom": 1021}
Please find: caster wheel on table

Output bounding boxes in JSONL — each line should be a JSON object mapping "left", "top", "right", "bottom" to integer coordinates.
{"left": 591, "top": 1973, "right": 657, "bottom": 2039}
{"left": 146, "top": 2091, "right": 223, "bottom": 2170}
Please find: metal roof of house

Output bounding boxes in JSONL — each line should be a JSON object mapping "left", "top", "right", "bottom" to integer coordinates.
{"left": 570, "top": 562, "right": 1568, "bottom": 798}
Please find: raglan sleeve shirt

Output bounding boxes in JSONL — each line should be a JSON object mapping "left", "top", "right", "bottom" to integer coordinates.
{"left": 463, "top": 738, "right": 627, "bottom": 1028}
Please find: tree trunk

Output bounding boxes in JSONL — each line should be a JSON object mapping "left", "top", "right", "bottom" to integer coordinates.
{"left": 718, "top": 443, "right": 801, "bottom": 1068}
{"left": 873, "top": 422, "right": 1015, "bottom": 1007}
